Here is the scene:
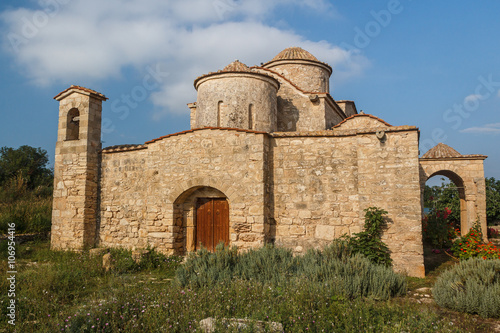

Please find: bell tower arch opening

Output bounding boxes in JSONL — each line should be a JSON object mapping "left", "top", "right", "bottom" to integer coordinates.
{"left": 66, "top": 108, "right": 80, "bottom": 141}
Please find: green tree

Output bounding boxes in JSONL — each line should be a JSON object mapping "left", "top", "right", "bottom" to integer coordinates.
{"left": 486, "top": 177, "right": 500, "bottom": 224}
{"left": 424, "top": 180, "right": 460, "bottom": 224}
{"left": 0, "top": 145, "right": 53, "bottom": 190}
{"left": 425, "top": 177, "right": 500, "bottom": 226}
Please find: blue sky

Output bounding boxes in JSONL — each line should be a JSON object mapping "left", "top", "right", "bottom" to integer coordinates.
{"left": 0, "top": 0, "right": 499, "bottom": 181}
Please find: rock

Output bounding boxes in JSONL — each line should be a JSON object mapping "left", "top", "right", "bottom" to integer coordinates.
{"left": 199, "top": 317, "right": 283, "bottom": 333}
{"left": 102, "top": 253, "right": 112, "bottom": 272}
{"left": 415, "top": 287, "right": 432, "bottom": 294}
{"left": 131, "top": 249, "right": 150, "bottom": 264}
{"left": 89, "top": 248, "right": 108, "bottom": 256}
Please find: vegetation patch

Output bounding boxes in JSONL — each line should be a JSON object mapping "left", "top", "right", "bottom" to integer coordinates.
{"left": 0, "top": 240, "right": 495, "bottom": 332}
{"left": 451, "top": 220, "right": 500, "bottom": 260}
{"left": 433, "top": 258, "right": 500, "bottom": 318}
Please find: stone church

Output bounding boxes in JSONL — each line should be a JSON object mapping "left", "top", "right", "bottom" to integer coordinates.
{"left": 50, "top": 47, "right": 487, "bottom": 277}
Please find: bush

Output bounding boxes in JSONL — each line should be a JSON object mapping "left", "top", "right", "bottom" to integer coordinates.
{"left": 347, "top": 207, "right": 392, "bottom": 266}
{"left": 433, "top": 258, "right": 500, "bottom": 318}
{"left": 299, "top": 251, "right": 406, "bottom": 300}
{"left": 422, "top": 207, "right": 458, "bottom": 248}
{"left": 488, "top": 227, "right": 499, "bottom": 239}
{"left": 109, "top": 247, "right": 183, "bottom": 274}
{"left": 451, "top": 220, "right": 500, "bottom": 260}
{"left": 176, "top": 243, "right": 239, "bottom": 287}
{"left": 235, "top": 245, "right": 297, "bottom": 285}
{"left": 176, "top": 241, "right": 406, "bottom": 300}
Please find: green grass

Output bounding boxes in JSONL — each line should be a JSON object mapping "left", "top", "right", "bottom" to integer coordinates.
{"left": 0, "top": 240, "right": 496, "bottom": 332}
{"left": 0, "top": 195, "right": 52, "bottom": 234}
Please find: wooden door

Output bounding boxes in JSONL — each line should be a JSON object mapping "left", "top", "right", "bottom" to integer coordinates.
{"left": 196, "top": 198, "right": 229, "bottom": 251}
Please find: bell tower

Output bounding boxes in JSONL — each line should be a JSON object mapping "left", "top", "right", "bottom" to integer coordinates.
{"left": 51, "top": 85, "right": 107, "bottom": 250}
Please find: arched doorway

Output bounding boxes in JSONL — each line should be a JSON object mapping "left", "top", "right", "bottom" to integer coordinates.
{"left": 420, "top": 143, "right": 487, "bottom": 241}
{"left": 423, "top": 172, "right": 466, "bottom": 235}
{"left": 173, "top": 186, "right": 230, "bottom": 253}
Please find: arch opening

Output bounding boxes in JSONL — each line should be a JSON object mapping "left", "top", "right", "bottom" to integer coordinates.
{"left": 423, "top": 171, "right": 466, "bottom": 237}
{"left": 66, "top": 108, "right": 80, "bottom": 140}
{"left": 173, "top": 186, "right": 229, "bottom": 254}
{"left": 421, "top": 171, "right": 467, "bottom": 274}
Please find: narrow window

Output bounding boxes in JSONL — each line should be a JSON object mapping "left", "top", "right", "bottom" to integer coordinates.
{"left": 217, "top": 101, "right": 222, "bottom": 127}
{"left": 248, "top": 104, "right": 254, "bottom": 130}
{"left": 66, "top": 108, "right": 80, "bottom": 140}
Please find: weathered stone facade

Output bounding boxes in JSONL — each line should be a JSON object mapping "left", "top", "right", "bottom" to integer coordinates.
{"left": 51, "top": 47, "right": 488, "bottom": 278}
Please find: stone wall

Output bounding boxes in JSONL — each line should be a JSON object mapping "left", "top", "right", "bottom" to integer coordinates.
{"left": 264, "top": 61, "right": 331, "bottom": 93}
{"left": 264, "top": 74, "right": 344, "bottom": 132}
{"left": 271, "top": 123, "right": 424, "bottom": 277}
{"left": 194, "top": 74, "right": 279, "bottom": 132}
{"left": 99, "top": 128, "right": 270, "bottom": 254}
{"left": 97, "top": 123, "right": 424, "bottom": 275}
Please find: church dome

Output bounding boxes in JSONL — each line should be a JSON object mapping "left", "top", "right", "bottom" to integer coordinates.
{"left": 261, "top": 47, "right": 332, "bottom": 93}
{"left": 193, "top": 59, "right": 279, "bottom": 132}
{"left": 222, "top": 60, "right": 251, "bottom": 72}
{"left": 271, "top": 47, "right": 319, "bottom": 62}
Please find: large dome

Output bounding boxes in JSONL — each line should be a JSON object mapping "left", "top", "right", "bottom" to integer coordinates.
{"left": 261, "top": 47, "right": 332, "bottom": 93}
{"left": 270, "top": 47, "right": 319, "bottom": 62}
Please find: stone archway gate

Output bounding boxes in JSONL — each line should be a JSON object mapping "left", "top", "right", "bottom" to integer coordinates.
{"left": 419, "top": 143, "right": 488, "bottom": 241}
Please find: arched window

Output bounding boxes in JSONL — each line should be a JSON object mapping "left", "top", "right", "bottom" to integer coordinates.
{"left": 66, "top": 108, "right": 80, "bottom": 140}
{"left": 248, "top": 104, "right": 254, "bottom": 130}
{"left": 217, "top": 101, "right": 223, "bottom": 127}
{"left": 321, "top": 77, "right": 327, "bottom": 92}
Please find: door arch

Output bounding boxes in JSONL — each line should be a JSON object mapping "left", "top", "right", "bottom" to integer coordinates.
{"left": 173, "top": 186, "right": 229, "bottom": 253}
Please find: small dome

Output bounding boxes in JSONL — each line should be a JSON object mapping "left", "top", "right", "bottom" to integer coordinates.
{"left": 194, "top": 59, "right": 278, "bottom": 89}
{"left": 422, "top": 143, "right": 462, "bottom": 159}
{"left": 271, "top": 47, "right": 319, "bottom": 62}
{"left": 222, "top": 60, "right": 251, "bottom": 72}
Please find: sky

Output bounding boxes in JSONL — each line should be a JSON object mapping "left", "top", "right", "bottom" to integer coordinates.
{"left": 0, "top": 0, "right": 499, "bottom": 182}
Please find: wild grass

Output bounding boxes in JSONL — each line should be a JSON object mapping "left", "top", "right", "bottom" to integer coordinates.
{"left": 0, "top": 240, "right": 494, "bottom": 332}
{"left": 0, "top": 180, "right": 52, "bottom": 234}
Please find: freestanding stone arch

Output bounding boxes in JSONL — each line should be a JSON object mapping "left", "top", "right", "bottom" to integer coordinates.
{"left": 419, "top": 143, "right": 487, "bottom": 241}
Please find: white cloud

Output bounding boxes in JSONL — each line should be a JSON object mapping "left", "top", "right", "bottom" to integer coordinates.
{"left": 0, "top": 0, "right": 366, "bottom": 117}
{"left": 497, "top": 89, "right": 500, "bottom": 97}
{"left": 460, "top": 123, "right": 500, "bottom": 134}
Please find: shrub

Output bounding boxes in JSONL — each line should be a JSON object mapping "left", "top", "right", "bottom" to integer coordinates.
{"left": 176, "top": 241, "right": 406, "bottom": 300}
{"left": 235, "top": 245, "right": 297, "bottom": 285}
{"left": 109, "top": 247, "right": 183, "bottom": 274}
{"left": 347, "top": 207, "right": 392, "bottom": 266}
{"left": 175, "top": 243, "right": 238, "bottom": 287}
{"left": 488, "top": 227, "right": 499, "bottom": 239}
{"left": 433, "top": 258, "right": 500, "bottom": 318}
{"left": 451, "top": 220, "right": 500, "bottom": 260}
{"left": 299, "top": 251, "right": 406, "bottom": 300}
{"left": 422, "top": 207, "right": 458, "bottom": 248}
